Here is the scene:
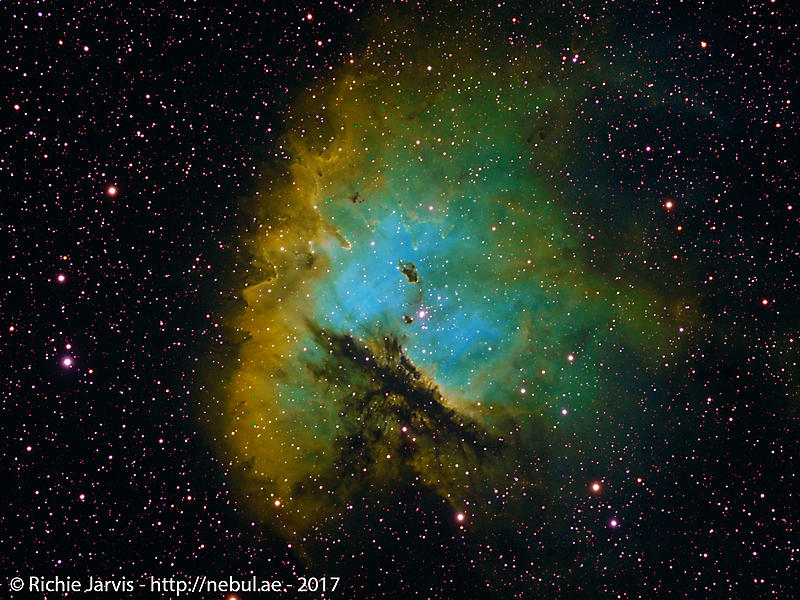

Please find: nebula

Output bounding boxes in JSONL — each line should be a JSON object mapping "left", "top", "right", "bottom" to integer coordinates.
{"left": 216, "top": 6, "right": 695, "bottom": 574}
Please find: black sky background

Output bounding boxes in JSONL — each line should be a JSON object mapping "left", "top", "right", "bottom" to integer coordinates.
{"left": 2, "top": 2, "right": 798, "bottom": 598}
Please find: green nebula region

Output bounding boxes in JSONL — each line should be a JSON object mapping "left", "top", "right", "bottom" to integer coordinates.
{"left": 218, "top": 6, "right": 696, "bottom": 586}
